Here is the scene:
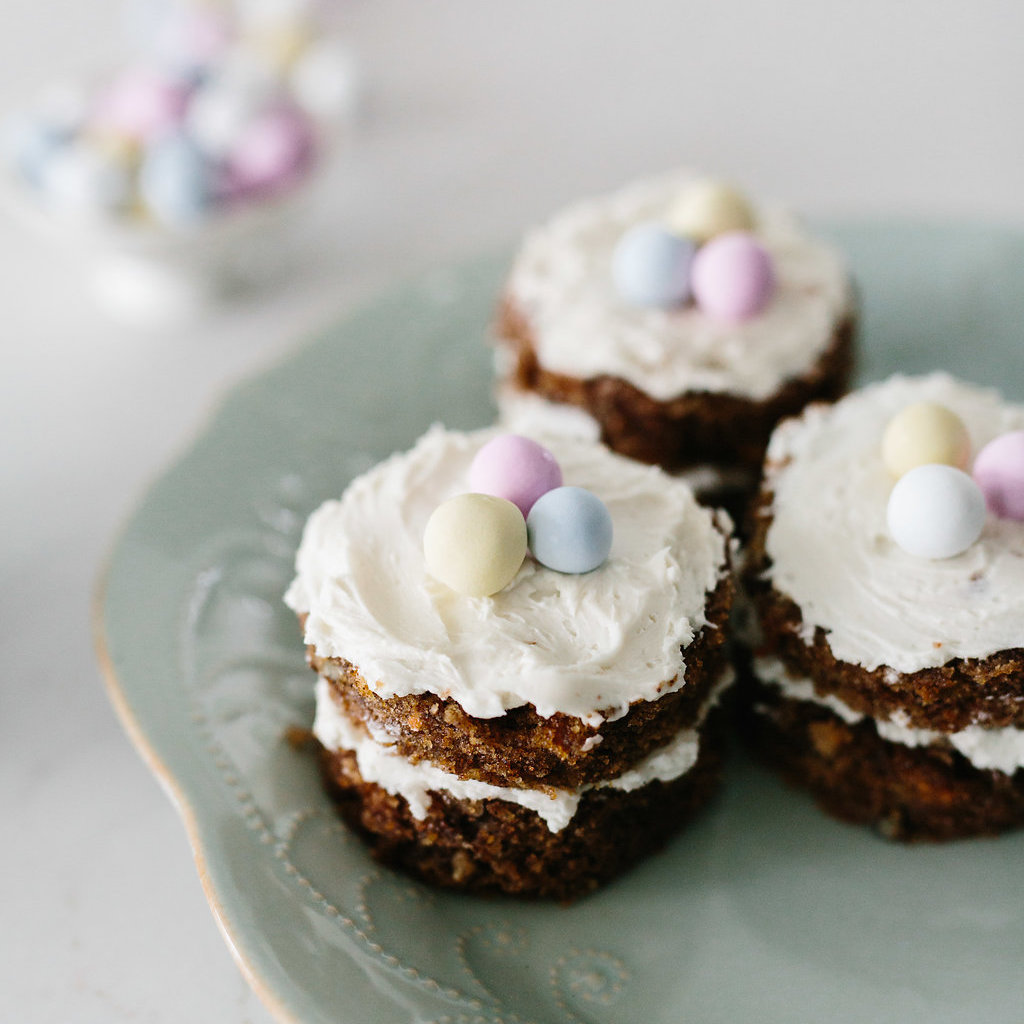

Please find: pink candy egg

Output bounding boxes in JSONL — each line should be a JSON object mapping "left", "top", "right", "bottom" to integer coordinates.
{"left": 690, "top": 231, "right": 775, "bottom": 321}
{"left": 154, "top": 8, "right": 234, "bottom": 73}
{"left": 92, "top": 67, "right": 190, "bottom": 141}
{"left": 972, "top": 430, "right": 1024, "bottom": 520}
{"left": 225, "top": 104, "right": 315, "bottom": 199}
{"left": 468, "top": 435, "right": 562, "bottom": 517}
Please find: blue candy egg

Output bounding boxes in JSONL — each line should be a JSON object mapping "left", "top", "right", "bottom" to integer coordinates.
{"left": 138, "top": 133, "right": 213, "bottom": 227}
{"left": 527, "top": 486, "right": 613, "bottom": 574}
{"left": 611, "top": 222, "right": 695, "bottom": 308}
{"left": 3, "top": 113, "right": 67, "bottom": 188}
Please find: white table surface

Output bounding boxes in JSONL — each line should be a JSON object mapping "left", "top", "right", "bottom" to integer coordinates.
{"left": 3, "top": 1, "right": 1024, "bottom": 1021}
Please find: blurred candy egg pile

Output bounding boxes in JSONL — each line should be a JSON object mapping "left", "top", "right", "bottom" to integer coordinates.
{"left": 423, "top": 435, "right": 614, "bottom": 597}
{"left": 2, "top": 0, "right": 359, "bottom": 230}
{"left": 881, "top": 402, "right": 1024, "bottom": 559}
{"left": 611, "top": 178, "right": 776, "bottom": 322}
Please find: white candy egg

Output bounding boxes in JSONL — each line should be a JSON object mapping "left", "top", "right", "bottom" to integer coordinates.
{"left": 40, "top": 140, "right": 133, "bottom": 219}
{"left": 886, "top": 464, "right": 986, "bottom": 559}
{"left": 290, "top": 38, "right": 362, "bottom": 123}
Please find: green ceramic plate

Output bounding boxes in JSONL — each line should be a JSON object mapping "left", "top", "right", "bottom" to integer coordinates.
{"left": 97, "top": 223, "right": 1024, "bottom": 1024}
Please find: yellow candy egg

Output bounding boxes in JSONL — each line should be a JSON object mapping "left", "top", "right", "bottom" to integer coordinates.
{"left": 881, "top": 401, "right": 970, "bottom": 479}
{"left": 250, "top": 24, "right": 313, "bottom": 71}
{"left": 667, "top": 179, "right": 755, "bottom": 244}
{"left": 423, "top": 493, "right": 527, "bottom": 597}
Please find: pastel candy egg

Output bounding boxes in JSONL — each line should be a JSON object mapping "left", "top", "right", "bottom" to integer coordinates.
{"left": 527, "top": 486, "right": 613, "bottom": 574}
{"left": 667, "top": 179, "right": 755, "bottom": 244}
{"left": 250, "top": 23, "right": 313, "bottom": 71}
{"left": 881, "top": 401, "right": 970, "bottom": 479}
{"left": 972, "top": 430, "right": 1024, "bottom": 520}
{"left": 423, "top": 493, "right": 527, "bottom": 597}
{"left": 3, "top": 113, "right": 67, "bottom": 188}
{"left": 226, "top": 104, "right": 315, "bottom": 199}
{"left": 138, "top": 134, "right": 213, "bottom": 226}
{"left": 290, "top": 38, "right": 363, "bottom": 123}
{"left": 39, "top": 139, "right": 133, "bottom": 218}
{"left": 690, "top": 231, "right": 775, "bottom": 321}
{"left": 92, "top": 67, "right": 190, "bottom": 141}
{"left": 886, "top": 464, "right": 986, "bottom": 559}
{"left": 611, "top": 222, "right": 695, "bottom": 308}
{"left": 187, "top": 87, "right": 257, "bottom": 161}
{"left": 468, "top": 434, "right": 562, "bottom": 516}
{"left": 35, "top": 81, "right": 91, "bottom": 139}
{"left": 152, "top": 8, "right": 234, "bottom": 76}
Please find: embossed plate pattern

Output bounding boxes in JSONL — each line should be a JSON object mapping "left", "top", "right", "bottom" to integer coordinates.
{"left": 98, "top": 225, "right": 1024, "bottom": 1024}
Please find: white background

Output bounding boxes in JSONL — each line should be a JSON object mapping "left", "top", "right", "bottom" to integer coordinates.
{"left": 3, "top": 2, "right": 1023, "bottom": 1021}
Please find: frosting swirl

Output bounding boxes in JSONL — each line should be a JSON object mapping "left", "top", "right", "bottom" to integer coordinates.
{"left": 285, "top": 426, "right": 729, "bottom": 725}
{"left": 505, "top": 170, "right": 854, "bottom": 402}
{"left": 764, "top": 373, "right": 1024, "bottom": 673}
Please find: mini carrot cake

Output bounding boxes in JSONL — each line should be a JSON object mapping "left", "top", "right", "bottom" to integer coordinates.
{"left": 284, "top": 426, "right": 734, "bottom": 898}
{"left": 744, "top": 373, "right": 1024, "bottom": 839}
{"left": 495, "top": 171, "right": 857, "bottom": 513}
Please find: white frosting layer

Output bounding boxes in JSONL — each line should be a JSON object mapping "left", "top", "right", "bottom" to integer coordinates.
{"left": 764, "top": 373, "right": 1024, "bottom": 673}
{"left": 504, "top": 171, "right": 854, "bottom": 403}
{"left": 285, "top": 425, "right": 728, "bottom": 726}
{"left": 754, "top": 656, "right": 1024, "bottom": 776}
{"left": 313, "top": 671, "right": 732, "bottom": 832}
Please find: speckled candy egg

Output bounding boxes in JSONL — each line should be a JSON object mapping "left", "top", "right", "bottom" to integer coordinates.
{"left": 138, "top": 134, "right": 213, "bottom": 226}
{"left": 667, "top": 179, "right": 755, "bottom": 244}
{"left": 225, "top": 104, "right": 315, "bottom": 199}
{"left": 690, "top": 231, "right": 775, "bottom": 321}
{"left": 423, "top": 493, "right": 527, "bottom": 597}
{"left": 881, "top": 401, "right": 970, "bottom": 479}
{"left": 611, "top": 222, "right": 695, "bottom": 309}
{"left": 972, "top": 430, "right": 1024, "bottom": 520}
{"left": 468, "top": 434, "right": 561, "bottom": 517}
{"left": 527, "top": 486, "right": 613, "bottom": 574}
{"left": 886, "top": 464, "right": 986, "bottom": 559}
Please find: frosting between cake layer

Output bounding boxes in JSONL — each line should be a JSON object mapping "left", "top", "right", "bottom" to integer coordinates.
{"left": 504, "top": 171, "right": 854, "bottom": 403}
{"left": 313, "top": 670, "right": 732, "bottom": 832}
{"left": 285, "top": 425, "right": 729, "bottom": 725}
{"left": 754, "top": 656, "right": 1024, "bottom": 775}
{"left": 763, "top": 374, "right": 1024, "bottom": 673}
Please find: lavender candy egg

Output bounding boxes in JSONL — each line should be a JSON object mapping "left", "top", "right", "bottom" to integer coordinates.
{"left": 886, "top": 464, "right": 986, "bottom": 559}
{"left": 138, "top": 133, "right": 214, "bottom": 226}
{"left": 226, "top": 104, "right": 315, "bottom": 199}
{"left": 973, "top": 430, "right": 1024, "bottom": 520}
{"left": 527, "top": 486, "right": 613, "bottom": 574}
{"left": 690, "top": 231, "right": 775, "bottom": 321}
{"left": 468, "top": 434, "right": 562, "bottom": 517}
{"left": 611, "top": 222, "right": 695, "bottom": 309}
